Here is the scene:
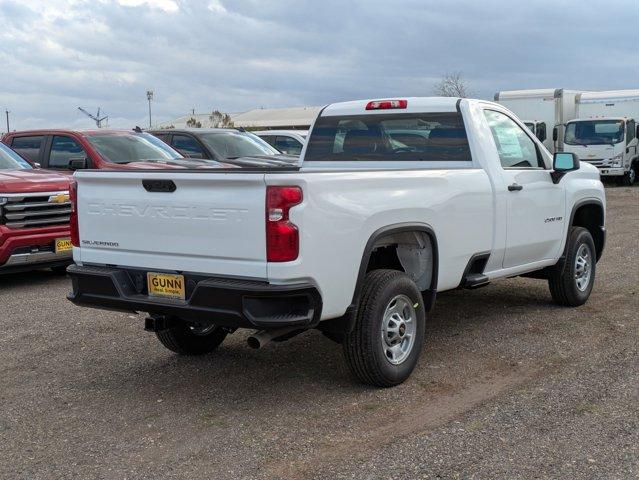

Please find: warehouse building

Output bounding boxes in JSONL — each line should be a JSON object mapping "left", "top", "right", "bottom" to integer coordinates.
{"left": 155, "top": 106, "right": 320, "bottom": 130}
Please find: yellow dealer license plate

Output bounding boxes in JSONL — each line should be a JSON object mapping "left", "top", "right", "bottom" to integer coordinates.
{"left": 55, "top": 238, "right": 73, "bottom": 253}
{"left": 147, "top": 272, "right": 185, "bottom": 300}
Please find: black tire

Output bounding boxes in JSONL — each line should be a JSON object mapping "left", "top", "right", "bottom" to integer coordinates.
{"left": 621, "top": 171, "right": 635, "bottom": 186}
{"left": 343, "top": 269, "right": 425, "bottom": 387}
{"left": 155, "top": 317, "right": 227, "bottom": 355}
{"left": 548, "top": 227, "right": 596, "bottom": 307}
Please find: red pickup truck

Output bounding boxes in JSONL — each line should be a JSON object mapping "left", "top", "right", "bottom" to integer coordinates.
{"left": 1, "top": 129, "right": 205, "bottom": 172}
{"left": 0, "top": 142, "right": 72, "bottom": 274}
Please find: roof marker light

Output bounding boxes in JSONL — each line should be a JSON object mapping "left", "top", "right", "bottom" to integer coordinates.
{"left": 365, "top": 99, "right": 408, "bottom": 110}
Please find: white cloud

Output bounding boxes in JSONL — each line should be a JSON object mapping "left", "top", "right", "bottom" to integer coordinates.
{"left": 116, "top": 0, "right": 178, "bottom": 12}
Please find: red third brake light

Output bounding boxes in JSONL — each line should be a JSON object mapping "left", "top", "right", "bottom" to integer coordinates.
{"left": 365, "top": 99, "right": 408, "bottom": 110}
{"left": 266, "top": 186, "right": 302, "bottom": 262}
{"left": 69, "top": 180, "right": 79, "bottom": 247}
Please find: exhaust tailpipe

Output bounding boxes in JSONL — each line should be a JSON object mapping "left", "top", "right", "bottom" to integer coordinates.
{"left": 247, "top": 326, "right": 304, "bottom": 349}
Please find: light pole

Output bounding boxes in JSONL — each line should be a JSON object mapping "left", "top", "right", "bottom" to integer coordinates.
{"left": 146, "top": 90, "right": 154, "bottom": 128}
{"left": 5, "top": 109, "right": 9, "bottom": 133}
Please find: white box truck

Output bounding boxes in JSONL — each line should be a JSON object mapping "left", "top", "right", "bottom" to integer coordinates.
{"left": 563, "top": 90, "right": 639, "bottom": 185}
{"left": 494, "top": 89, "right": 582, "bottom": 152}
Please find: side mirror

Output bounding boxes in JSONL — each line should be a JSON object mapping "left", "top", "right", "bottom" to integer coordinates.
{"left": 68, "top": 157, "right": 88, "bottom": 170}
{"left": 33, "top": 162, "right": 42, "bottom": 169}
{"left": 551, "top": 152, "right": 580, "bottom": 184}
{"left": 537, "top": 122, "right": 547, "bottom": 142}
{"left": 552, "top": 126, "right": 558, "bottom": 142}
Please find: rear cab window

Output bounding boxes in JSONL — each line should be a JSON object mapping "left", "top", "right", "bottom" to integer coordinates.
{"left": 304, "top": 112, "right": 472, "bottom": 163}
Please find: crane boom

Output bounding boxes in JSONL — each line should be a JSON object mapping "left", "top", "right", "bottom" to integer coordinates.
{"left": 78, "top": 107, "right": 108, "bottom": 128}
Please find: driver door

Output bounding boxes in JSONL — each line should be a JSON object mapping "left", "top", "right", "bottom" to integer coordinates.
{"left": 484, "top": 110, "right": 566, "bottom": 268}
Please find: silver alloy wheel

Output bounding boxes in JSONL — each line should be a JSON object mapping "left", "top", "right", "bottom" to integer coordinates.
{"left": 189, "top": 324, "right": 217, "bottom": 336}
{"left": 629, "top": 168, "right": 636, "bottom": 184}
{"left": 574, "top": 243, "right": 592, "bottom": 292}
{"left": 381, "top": 294, "right": 417, "bottom": 365}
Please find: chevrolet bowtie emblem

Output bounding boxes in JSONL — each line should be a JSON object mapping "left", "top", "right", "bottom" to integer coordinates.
{"left": 48, "top": 193, "right": 70, "bottom": 204}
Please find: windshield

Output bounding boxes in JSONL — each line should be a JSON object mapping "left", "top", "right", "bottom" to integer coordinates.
{"left": 565, "top": 120, "right": 624, "bottom": 146}
{"left": 524, "top": 122, "right": 535, "bottom": 132}
{"left": 199, "top": 132, "right": 280, "bottom": 158}
{"left": 0, "top": 143, "right": 32, "bottom": 170}
{"left": 86, "top": 132, "right": 183, "bottom": 164}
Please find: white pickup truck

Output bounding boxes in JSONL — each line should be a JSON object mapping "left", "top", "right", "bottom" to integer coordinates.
{"left": 67, "top": 97, "right": 606, "bottom": 387}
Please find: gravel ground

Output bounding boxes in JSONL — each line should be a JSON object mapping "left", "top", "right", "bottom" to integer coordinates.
{"left": 0, "top": 186, "right": 637, "bottom": 480}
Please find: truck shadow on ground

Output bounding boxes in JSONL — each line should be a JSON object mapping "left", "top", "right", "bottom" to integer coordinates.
{"left": 84, "top": 278, "right": 562, "bottom": 406}
{"left": 0, "top": 269, "right": 69, "bottom": 288}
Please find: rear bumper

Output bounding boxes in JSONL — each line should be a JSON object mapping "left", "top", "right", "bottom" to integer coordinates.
{"left": 67, "top": 264, "right": 322, "bottom": 329}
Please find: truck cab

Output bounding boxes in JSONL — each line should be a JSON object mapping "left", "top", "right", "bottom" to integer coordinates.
{"left": 562, "top": 117, "right": 638, "bottom": 185}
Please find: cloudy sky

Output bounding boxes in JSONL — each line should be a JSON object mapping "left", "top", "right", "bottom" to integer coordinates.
{"left": 1, "top": 0, "right": 638, "bottom": 130}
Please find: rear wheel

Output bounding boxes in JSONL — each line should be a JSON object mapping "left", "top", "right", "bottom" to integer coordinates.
{"left": 548, "top": 227, "right": 596, "bottom": 307}
{"left": 155, "top": 317, "right": 228, "bottom": 355}
{"left": 343, "top": 269, "right": 425, "bottom": 387}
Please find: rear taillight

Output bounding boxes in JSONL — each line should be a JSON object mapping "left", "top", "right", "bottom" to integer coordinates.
{"left": 365, "top": 99, "right": 407, "bottom": 110}
{"left": 69, "top": 180, "right": 79, "bottom": 247}
{"left": 266, "top": 186, "right": 302, "bottom": 262}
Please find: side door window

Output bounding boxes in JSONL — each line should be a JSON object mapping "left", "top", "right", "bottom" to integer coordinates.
{"left": 49, "top": 135, "right": 87, "bottom": 169}
{"left": 259, "top": 135, "right": 276, "bottom": 147}
{"left": 483, "top": 110, "right": 545, "bottom": 169}
{"left": 274, "top": 136, "right": 303, "bottom": 155}
{"left": 626, "top": 120, "right": 635, "bottom": 143}
{"left": 153, "top": 133, "right": 171, "bottom": 144}
{"left": 171, "top": 134, "right": 206, "bottom": 158}
{"left": 10, "top": 136, "right": 45, "bottom": 163}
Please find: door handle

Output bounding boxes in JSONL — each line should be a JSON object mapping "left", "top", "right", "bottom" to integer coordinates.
{"left": 508, "top": 183, "right": 523, "bottom": 191}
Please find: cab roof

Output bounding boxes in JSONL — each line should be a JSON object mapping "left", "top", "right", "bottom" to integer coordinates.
{"left": 147, "top": 128, "right": 239, "bottom": 134}
{"left": 5, "top": 129, "right": 149, "bottom": 137}
{"left": 321, "top": 97, "right": 462, "bottom": 117}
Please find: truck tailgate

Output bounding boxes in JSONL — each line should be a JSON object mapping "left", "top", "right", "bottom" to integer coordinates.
{"left": 74, "top": 171, "right": 267, "bottom": 278}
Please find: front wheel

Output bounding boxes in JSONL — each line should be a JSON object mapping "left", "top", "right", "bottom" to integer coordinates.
{"left": 155, "top": 317, "right": 228, "bottom": 355}
{"left": 548, "top": 227, "right": 596, "bottom": 307}
{"left": 343, "top": 269, "right": 425, "bottom": 387}
{"left": 622, "top": 166, "right": 637, "bottom": 186}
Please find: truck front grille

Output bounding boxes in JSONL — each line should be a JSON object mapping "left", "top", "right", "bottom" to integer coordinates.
{"left": 0, "top": 192, "right": 71, "bottom": 229}
{"left": 581, "top": 159, "right": 604, "bottom": 166}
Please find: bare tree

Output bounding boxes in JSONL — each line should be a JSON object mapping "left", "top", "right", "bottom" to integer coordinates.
{"left": 209, "top": 109, "right": 234, "bottom": 128}
{"left": 186, "top": 117, "right": 202, "bottom": 128}
{"left": 433, "top": 71, "right": 473, "bottom": 98}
